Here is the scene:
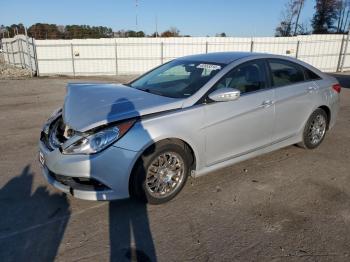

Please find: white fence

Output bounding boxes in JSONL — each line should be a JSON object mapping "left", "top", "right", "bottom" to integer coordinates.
{"left": 1, "top": 34, "right": 349, "bottom": 76}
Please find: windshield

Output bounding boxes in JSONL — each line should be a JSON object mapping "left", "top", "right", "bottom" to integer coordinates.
{"left": 129, "top": 60, "right": 225, "bottom": 98}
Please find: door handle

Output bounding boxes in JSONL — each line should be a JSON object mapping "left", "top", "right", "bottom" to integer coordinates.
{"left": 307, "top": 86, "right": 318, "bottom": 93}
{"left": 261, "top": 100, "right": 274, "bottom": 108}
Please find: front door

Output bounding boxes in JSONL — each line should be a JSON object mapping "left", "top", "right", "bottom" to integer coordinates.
{"left": 204, "top": 60, "right": 275, "bottom": 166}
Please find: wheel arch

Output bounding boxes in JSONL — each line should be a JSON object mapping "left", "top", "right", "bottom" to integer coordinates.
{"left": 128, "top": 137, "right": 197, "bottom": 196}
{"left": 318, "top": 105, "right": 331, "bottom": 129}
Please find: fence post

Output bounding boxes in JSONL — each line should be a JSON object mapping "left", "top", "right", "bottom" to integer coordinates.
{"left": 340, "top": 30, "right": 350, "bottom": 72}
{"left": 295, "top": 40, "right": 300, "bottom": 59}
{"left": 33, "top": 38, "right": 39, "bottom": 76}
{"left": 19, "top": 38, "right": 26, "bottom": 68}
{"left": 336, "top": 35, "right": 346, "bottom": 72}
{"left": 114, "top": 40, "right": 118, "bottom": 76}
{"left": 24, "top": 27, "right": 33, "bottom": 77}
{"left": 160, "top": 42, "right": 164, "bottom": 64}
{"left": 17, "top": 37, "right": 23, "bottom": 68}
{"left": 70, "top": 43, "right": 75, "bottom": 77}
{"left": 205, "top": 41, "right": 208, "bottom": 53}
{"left": 250, "top": 39, "right": 254, "bottom": 52}
{"left": 11, "top": 41, "right": 15, "bottom": 65}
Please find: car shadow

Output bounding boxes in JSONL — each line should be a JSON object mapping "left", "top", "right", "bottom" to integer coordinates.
{"left": 105, "top": 97, "right": 157, "bottom": 261}
{"left": 0, "top": 165, "right": 71, "bottom": 261}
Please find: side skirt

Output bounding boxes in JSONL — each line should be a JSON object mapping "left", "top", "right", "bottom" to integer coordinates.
{"left": 192, "top": 134, "right": 301, "bottom": 178}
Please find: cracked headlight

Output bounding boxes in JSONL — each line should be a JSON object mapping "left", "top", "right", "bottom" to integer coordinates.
{"left": 62, "top": 120, "right": 135, "bottom": 155}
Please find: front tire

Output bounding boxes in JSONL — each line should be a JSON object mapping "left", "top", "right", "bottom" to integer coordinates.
{"left": 299, "top": 108, "right": 328, "bottom": 149}
{"left": 130, "top": 141, "right": 192, "bottom": 204}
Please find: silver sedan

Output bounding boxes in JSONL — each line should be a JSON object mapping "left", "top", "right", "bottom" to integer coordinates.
{"left": 39, "top": 52, "right": 341, "bottom": 204}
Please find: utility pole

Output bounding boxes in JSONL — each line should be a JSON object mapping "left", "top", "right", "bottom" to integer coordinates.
{"left": 135, "top": 0, "right": 138, "bottom": 31}
{"left": 155, "top": 14, "right": 158, "bottom": 38}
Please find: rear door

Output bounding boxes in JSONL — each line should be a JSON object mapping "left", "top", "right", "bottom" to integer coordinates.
{"left": 204, "top": 59, "right": 275, "bottom": 166}
{"left": 268, "top": 59, "right": 316, "bottom": 142}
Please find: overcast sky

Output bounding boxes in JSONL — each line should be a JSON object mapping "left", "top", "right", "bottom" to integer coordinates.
{"left": 1, "top": 0, "right": 316, "bottom": 36}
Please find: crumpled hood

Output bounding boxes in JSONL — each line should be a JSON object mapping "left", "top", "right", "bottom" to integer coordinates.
{"left": 63, "top": 83, "right": 183, "bottom": 132}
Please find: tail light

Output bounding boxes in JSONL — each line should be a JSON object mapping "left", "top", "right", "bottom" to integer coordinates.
{"left": 332, "top": 84, "right": 341, "bottom": 93}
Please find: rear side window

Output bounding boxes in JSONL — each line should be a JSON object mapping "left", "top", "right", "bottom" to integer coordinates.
{"left": 304, "top": 68, "right": 321, "bottom": 80}
{"left": 269, "top": 60, "right": 305, "bottom": 87}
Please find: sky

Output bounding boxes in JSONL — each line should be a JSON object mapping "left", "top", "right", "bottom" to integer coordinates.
{"left": 1, "top": 0, "right": 316, "bottom": 37}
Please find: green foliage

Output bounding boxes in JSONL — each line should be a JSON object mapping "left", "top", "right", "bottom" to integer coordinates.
{"left": 1, "top": 23, "right": 114, "bottom": 39}
{"left": 312, "top": 0, "right": 340, "bottom": 33}
{"left": 215, "top": 32, "right": 226, "bottom": 37}
{"left": 28, "top": 23, "right": 63, "bottom": 39}
{"left": 0, "top": 23, "right": 25, "bottom": 38}
{"left": 64, "top": 25, "right": 113, "bottom": 39}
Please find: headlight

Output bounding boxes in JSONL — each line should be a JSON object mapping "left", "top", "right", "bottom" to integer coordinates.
{"left": 62, "top": 120, "right": 135, "bottom": 155}
{"left": 43, "top": 108, "right": 62, "bottom": 135}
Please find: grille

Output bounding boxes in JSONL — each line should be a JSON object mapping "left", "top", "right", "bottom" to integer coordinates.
{"left": 48, "top": 171, "right": 110, "bottom": 191}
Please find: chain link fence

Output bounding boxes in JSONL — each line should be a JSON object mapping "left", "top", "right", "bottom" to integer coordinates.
{"left": 1, "top": 34, "right": 349, "bottom": 76}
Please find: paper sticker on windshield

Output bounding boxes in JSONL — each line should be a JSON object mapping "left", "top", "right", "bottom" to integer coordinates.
{"left": 197, "top": 64, "right": 221, "bottom": 70}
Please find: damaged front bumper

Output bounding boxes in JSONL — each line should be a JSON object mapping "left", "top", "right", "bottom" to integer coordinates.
{"left": 38, "top": 135, "right": 138, "bottom": 201}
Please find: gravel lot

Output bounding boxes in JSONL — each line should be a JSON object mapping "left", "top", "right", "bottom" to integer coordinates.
{"left": 0, "top": 76, "right": 350, "bottom": 262}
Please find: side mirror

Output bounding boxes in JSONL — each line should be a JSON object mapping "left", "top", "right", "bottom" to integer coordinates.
{"left": 208, "top": 88, "right": 240, "bottom": 102}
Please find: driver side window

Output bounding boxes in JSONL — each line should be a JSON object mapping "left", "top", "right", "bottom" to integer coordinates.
{"left": 214, "top": 60, "right": 267, "bottom": 94}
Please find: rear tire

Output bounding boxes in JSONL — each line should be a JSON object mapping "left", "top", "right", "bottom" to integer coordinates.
{"left": 130, "top": 141, "right": 192, "bottom": 204}
{"left": 298, "top": 108, "right": 327, "bottom": 149}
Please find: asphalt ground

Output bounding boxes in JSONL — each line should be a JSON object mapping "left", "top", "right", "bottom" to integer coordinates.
{"left": 0, "top": 74, "right": 349, "bottom": 262}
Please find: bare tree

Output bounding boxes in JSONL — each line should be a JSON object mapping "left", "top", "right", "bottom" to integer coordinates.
{"left": 169, "top": 27, "right": 180, "bottom": 37}
{"left": 161, "top": 27, "right": 180, "bottom": 37}
{"left": 275, "top": 0, "right": 305, "bottom": 36}
{"left": 293, "top": 0, "right": 306, "bottom": 35}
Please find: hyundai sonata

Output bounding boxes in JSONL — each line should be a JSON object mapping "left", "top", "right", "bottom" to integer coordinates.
{"left": 39, "top": 52, "right": 341, "bottom": 204}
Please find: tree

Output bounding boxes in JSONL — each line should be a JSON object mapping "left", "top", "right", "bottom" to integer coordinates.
{"left": 28, "top": 23, "right": 63, "bottom": 39}
{"left": 0, "top": 23, "right": 26, "bottom": 38}
{"left": 312, "top": 0, "right": 339, "bottom": 33}
{"left": 297, "top": 21, "right": 312, "bottom": 34}
{"left": 293, "top": 0, "right": 305, "bottom": 35}
{"left": 150, "top": 32, "right": 160, "bottom": 37}
{"left": 161, "top": 27, "right": 180, "bottom": 37}
{"left": 63, "top": 25, "right": 113, "bottom": 39}
{"left": 216, "top": 32, "right": 227, "bottom": 37}
{"left": 275, "top": 0, "right": 304, "bottom": 36}
{"left": 136, "top": 31, "right": 145, "bottom": 37}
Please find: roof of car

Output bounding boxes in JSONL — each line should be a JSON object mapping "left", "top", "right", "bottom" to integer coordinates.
{"left": 179, "top": 52, "right": 261, "bottom": 64}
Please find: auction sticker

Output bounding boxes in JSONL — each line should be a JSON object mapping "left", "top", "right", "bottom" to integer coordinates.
{"left": 196, "top": 64, "right": 221, "bottom": 70}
